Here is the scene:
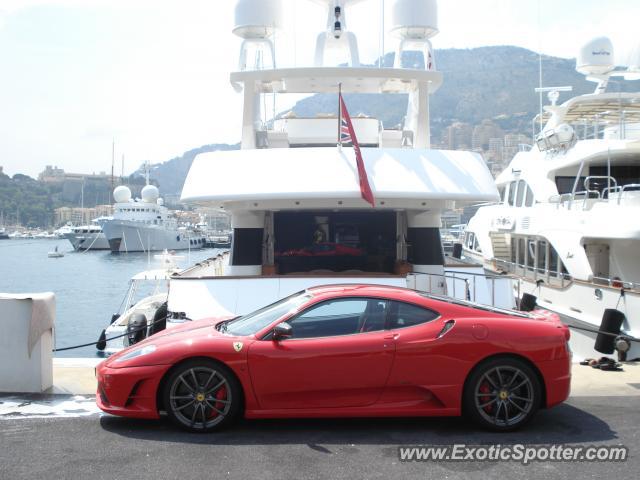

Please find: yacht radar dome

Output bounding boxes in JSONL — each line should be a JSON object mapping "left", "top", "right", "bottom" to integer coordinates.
{"left": 113, "top": 185, "right": 132, "bottom": 203}
{"left": 141, "top": 184, "right": 160, "bottom": 204}
{"left": 577, "top": 37, "right": 615, "bottom": 76}
{"left": 390, "top": 0, "right": 438, "bottom": 70}
{"left": 233, "top": 0, "right": 284, "bottom": 70}
{"left": 390, "top": 0, "right": 438, "bottom": 39}
{"left": 233, "top": 0, "right": 283, "bottom": 39}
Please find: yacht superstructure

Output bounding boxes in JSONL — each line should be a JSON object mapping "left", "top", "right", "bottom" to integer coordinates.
{"left": 163, "top": 0, "right": 508, "bottom": 324}
{"left": 464, "top": 37, "right": 640, "bottom": 360}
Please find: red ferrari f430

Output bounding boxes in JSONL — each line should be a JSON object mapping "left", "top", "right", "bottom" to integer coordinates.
{"left": 96, "top": 284, "right": 571, "bottom": 432}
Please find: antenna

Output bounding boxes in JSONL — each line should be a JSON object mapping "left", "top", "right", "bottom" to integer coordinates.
{"left": 121, "top": 154, "right": 125, "bottom": 183}
{"left": 111, "top": 138, "right": 115, "bottom": 191}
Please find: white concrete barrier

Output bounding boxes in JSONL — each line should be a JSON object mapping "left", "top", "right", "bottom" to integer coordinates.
{"left": 0, "top": 293, "right": 55, "bottom": 393}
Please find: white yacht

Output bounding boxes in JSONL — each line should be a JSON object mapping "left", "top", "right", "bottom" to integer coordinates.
{"left": 156, "top": 0, "right": 518, "bottom": 327}
{"left": 63, "top": 218, "right": 111, "bottom": 251}
{"left": 100, "top": 183, "right": 206, "bottom": 253}
{"left": 463, "top": 37, "right": 640, "bottom": 361}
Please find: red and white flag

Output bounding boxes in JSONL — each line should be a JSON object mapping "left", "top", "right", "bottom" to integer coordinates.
{"left": 338, "top": 91, "right": 375, "bottom": 207}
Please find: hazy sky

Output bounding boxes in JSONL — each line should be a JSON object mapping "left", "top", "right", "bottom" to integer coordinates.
{"left": 1, "top": 0, "right": 639, "bottom": 178}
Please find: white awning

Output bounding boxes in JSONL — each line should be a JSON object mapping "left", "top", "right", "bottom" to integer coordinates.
{"left": 180, "top": 147, "right": 499, "bottom": 209}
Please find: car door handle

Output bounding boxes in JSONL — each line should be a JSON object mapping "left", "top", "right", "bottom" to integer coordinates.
{"left": 383, "top": 333, "right": 398, "bottom": 340}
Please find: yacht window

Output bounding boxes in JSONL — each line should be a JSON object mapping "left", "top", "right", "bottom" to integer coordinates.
{"left": 537, "top": 240, "right": 547, "bottom": 272}
{"left": 517, "top": 237, "right": 525, "bottom": 266}
{"left": 466, "top": 232, "right": 475, "bottom": 249}
{"left": 527, "top": 239, "right": 536, "bottom": 269}
{"left": 498, "top": 187, "right": 506, "bottom": 203}
{"left": 516, "top": 180, "right": 525, "bottom": 207}
{"left": 508, "top": 181, "right": 517, "bottom": 206}
{"left": 549, "top": 245, "right": 559, "bottom": 276}
{"left": 525, "top": 184, "right": 534, "bottom": 207}
{"left": 473, "top": 236, "right": 482, "bottom": 253}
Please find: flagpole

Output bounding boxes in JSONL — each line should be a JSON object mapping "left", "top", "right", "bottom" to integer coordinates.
{"left": 337, "top": 82, "right": 342, "bottom": 151}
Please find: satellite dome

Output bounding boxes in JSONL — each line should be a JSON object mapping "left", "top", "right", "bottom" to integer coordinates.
{"left": 577, "top": 37, "right": 615, "bottom": 76}
{"left": 390, "top": 0, "right": 439, "bottom": 39}
{"left": 233, "top": 0, "right": 284, "bottom": 39}
{"left": 113, "top": 186, "right": 132, "bottom": 203}
{"left": 141, "top": 184, "right": 160, "bottom": 204}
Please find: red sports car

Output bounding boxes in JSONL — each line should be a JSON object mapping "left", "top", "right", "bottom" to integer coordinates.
{"left": 96, "top": 284, "right": 571, "bottom": 432}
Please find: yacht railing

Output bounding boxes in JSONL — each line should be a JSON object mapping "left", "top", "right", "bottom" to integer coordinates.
{"left": 494, "top": 259, "right": 572, "bottom": 289}
{"left": 407, "top": 270, "right": 514, "bottom": 308}
{"left": 592, "top": 275, "right": 640, "bottom": 291}
{"left": 495, "top": 258, "right": 640, "bottom": 293}
{"left": 549, "top": 176, "right": 640, "bottom": 209}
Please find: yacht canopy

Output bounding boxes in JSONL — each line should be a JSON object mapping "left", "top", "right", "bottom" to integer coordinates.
{"left": 230, "top": 67, "right": 443, "bottom": 94}
{"left": 540, "top": 92, "right": 640, "bottom": 126}
{"left": 181, "top": 147, "right": 499, "bottom": 208}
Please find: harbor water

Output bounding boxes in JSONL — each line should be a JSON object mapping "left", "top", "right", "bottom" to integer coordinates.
{"left": 0, "top": 239, "right": 221, "bottom": 357}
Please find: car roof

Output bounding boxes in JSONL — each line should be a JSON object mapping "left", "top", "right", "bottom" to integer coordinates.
{"left": 306, "top": 283, "right": 422, "bottom": 300}
{"left": 305, "top": 283, "right": 530, "bottom": 318}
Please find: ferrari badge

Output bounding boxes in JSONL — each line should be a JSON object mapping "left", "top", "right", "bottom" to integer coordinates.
{"left": 233, "top": 342, "right": 243, "bottom": 352}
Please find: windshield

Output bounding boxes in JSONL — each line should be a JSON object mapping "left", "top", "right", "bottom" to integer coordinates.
{"left": 223, "top": 290, "right": 312, "bottom": 336}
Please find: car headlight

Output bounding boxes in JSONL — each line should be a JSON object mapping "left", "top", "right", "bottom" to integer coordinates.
{"left": 113, "top": 344, "right": 157, "bottom": 363}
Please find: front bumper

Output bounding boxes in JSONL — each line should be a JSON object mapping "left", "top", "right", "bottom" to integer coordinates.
{"left": 96, "top": 362, "right": 171, "bottom": 419}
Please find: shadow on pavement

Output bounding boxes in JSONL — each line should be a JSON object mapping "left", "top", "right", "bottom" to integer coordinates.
{"left": 99, "top": 401, "right": 617, "bottom": 446}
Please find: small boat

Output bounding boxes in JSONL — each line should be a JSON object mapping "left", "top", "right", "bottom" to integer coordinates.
{"left": 47, "top": 246, "right": 64, "bottom": 258}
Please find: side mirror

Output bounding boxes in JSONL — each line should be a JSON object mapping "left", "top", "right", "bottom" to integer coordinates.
{"left": 273, "top": 322, "right": 292, "bottom": 341}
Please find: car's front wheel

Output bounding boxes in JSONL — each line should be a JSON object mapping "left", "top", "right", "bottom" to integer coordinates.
{"left": 163, "top": 359, "right": 241, "bottom": 432}
{"left": 463, "top": 357, "right": 541, "bottom": 431}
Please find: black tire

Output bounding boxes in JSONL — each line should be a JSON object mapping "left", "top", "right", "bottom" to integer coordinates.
{"left": 463, "top": 357, "right": 541, "bottom": 432}
{"left": 162, "top": 358, "right": 242, "bottom": 433}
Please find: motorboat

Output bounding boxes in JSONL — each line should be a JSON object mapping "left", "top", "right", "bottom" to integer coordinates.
{"left": 463, "top": 37, "right": 640, "bottom": 361}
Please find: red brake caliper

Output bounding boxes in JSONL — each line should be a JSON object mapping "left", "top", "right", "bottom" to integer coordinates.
{"left": 479, "top": 382, "right": 493, "bottom": 413}
{"left": 212, "top": 386, "right": 227, "bottom": 417}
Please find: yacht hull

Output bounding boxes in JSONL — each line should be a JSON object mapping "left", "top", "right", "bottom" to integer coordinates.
{"left": 511, "top": 276, "right": 640, "bottom": 361}
{"left": 64, "top": 233, "right": 110, "bottom": 251}
{"left": 101, "top": 220, "right": 205, "bottom": 253}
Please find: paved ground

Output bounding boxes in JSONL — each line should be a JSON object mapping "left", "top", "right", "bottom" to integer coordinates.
{"left": 1, "top": 396, "right": 638, "bottom": 480}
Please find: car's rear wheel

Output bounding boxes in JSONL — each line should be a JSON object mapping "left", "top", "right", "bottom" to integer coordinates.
{"left": 464, "top": 357, "right": 541, "bottom": 431}
{"left": 163, "top": 359, "right": 241, "bottom": 433}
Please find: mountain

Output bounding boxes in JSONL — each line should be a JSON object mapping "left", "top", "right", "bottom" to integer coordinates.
{"left": 138, "top": 143, "right": 239, "bottom": 196}
{"left": 141, "top": 46, "right": 640, "bottom": 195}
{"left": 288, "top": 46, "right": 640, "bottom": 137}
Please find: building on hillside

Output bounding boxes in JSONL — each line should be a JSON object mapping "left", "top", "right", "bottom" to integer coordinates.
{"left": 54, "top": 205, "right": 113, "bottom": 226}
{"left": 472, "top": 119, "right": 504, "bottom": 151}
{"left": 445, "top": 122, "right": 473, "bottom": 150}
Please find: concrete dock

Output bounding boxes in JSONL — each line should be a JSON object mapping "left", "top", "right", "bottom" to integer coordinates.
{"left": 1, "top": 359, "right": 639, "bottom": 480}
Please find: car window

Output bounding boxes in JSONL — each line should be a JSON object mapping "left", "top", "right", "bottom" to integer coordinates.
{"left": 224, "top": 291, "right": 311, "bottom": 336}
{"left": 388, "top": 301, "right": 439, "bottom": 329}
{"left": 287, "top": 298, "right": 387, "bottom": 339}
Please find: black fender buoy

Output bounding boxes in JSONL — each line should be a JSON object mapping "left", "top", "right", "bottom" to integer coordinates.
{"left": 594, "top": 309, "right": 625, "bottom": 354}
{"left": 96, "top": 330, "right": 107, "bottom": 351}
{"left": 452, "top": 243, "right": 462, "bottom": 259}
{"left": 149, "top": 302, "right": 168, "bottom": 336}
{"left": 519, "top": 293, "right": 537, "bottom": 312}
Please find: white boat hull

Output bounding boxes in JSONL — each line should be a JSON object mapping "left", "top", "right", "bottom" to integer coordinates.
{"left": 513, "top": 277, "right": 640, "bottom": 361}
{"left": 101, "top": 220, "right": 206, "bottom": 253}
{"left": 64, "top": 233, "right": 110, "bottom": 251}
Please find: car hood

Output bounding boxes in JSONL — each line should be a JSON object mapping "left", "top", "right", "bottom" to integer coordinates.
{"left": 104, "top": 315, "right": 236, "bottom": 367}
